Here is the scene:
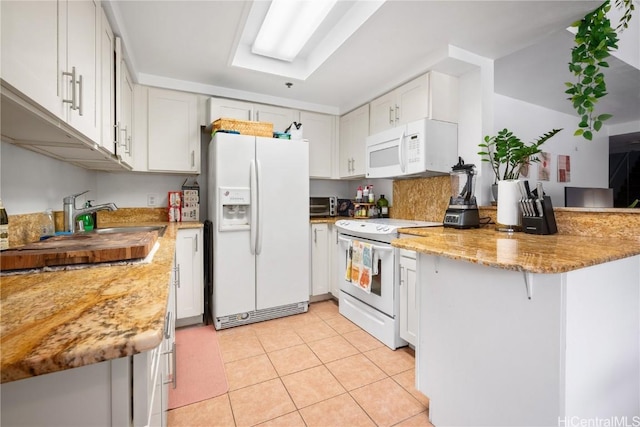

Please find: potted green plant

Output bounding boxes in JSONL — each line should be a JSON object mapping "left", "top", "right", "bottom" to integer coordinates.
{"left": 566, "top": 0, "right": 635, "bottom": 140}
{"left": 478, "top": 128, "right": 563, "bottom": 199}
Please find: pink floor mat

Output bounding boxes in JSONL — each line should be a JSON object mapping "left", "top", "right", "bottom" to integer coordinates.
{"left": 168, "top": 325, "right": 229, "bottom": 410}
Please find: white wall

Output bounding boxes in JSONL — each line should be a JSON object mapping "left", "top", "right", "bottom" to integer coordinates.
{"left": 493, "top": 94, "right": 609, "bottom": 207}
{"left": 0, "top": 141, "right": 97, "bottom": 214}
{"left": 96, "top": 172, "right": 190, "bottom": 208}
{"left": 0, "top": 141, "right": 193, "bottom": 214}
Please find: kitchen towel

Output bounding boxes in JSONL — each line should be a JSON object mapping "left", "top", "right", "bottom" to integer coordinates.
{"left": 349, "top": 240, "right": 373, "bottom": 293}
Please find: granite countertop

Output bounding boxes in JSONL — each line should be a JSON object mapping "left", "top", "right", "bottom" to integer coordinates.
{"left": 0, "top": 221, "right": 202, "bottom": 384}
{"left": 394, "top": 226, "right": 640, "bottom": 274}
{"left": 310, "top": 217, "right": 338, "bottom": 224}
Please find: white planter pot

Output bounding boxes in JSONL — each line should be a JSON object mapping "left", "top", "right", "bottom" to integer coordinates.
{"left": 496, "top": 180, "right": 522, "bottom": 231}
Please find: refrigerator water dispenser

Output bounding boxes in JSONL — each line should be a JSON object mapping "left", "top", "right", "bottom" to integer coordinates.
{"left": 219, "top": 187, "right": 250, "bottom": 231}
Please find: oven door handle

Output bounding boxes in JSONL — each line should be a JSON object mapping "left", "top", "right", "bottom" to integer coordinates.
{"left": 338, "top": 236, "right": 393, "bottom": 253}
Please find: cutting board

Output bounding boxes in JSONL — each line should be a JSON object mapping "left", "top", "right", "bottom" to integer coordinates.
{"left": 0, "top": 231, "right": 158, "bottom": 271}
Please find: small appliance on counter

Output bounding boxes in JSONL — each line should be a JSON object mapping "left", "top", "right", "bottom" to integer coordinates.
{"left": 309, "top": 196, "right": 337, "bottom": 217}
{"left": 443, "top": 157, "right": 480, "bottom": 229}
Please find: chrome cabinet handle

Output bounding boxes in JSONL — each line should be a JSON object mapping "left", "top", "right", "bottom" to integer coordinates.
{"left": 399, "top": 266, "right": 405, "bottom": 285}
{"left": 120, "top": 126, "right": 128, "bottom": 148}
{"left": 62, "top": 66, "right": 77, "bottom": 110}
{"left": 173, "top": 264, "right": 180, "bottom": 288}
{"left": 114, "top": 122, "right": 121, "bottom": 146}
{"left": 191, "top": 150, "right": 195, "bottom": 168}
{"left": 389, "top": 106, "right": 394, "bottom": 125}
{"left": 126, "top": 135, "right": 131, "bottom": 154}
{"left": 395, "top": 104, "right": 400, "bottom": 122}
{"left": 194, "top": 234, "right": 198, "bottom": 253}
{"left": 314, "top": 228, "right": 317, "bottom": 243}
{"left": 77, "top": 74, "right": 83, "bottom": 116}
{"left": 164, "top": 311, "right": 171, "bottom": 339}
{"left": 162, "top": 342, "right": 177, "bottom": 389}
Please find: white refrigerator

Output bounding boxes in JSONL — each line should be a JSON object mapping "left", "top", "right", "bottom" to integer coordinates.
{"left": 208, "top": 132, "right": 310, "bottom": 329}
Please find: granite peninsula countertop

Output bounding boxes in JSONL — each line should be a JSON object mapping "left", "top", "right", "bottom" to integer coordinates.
{"left": 394, "top": 226, "right": 640, "bottom": 274}
{"left": 0, "top": 221, "right": 202, "bottom": 384}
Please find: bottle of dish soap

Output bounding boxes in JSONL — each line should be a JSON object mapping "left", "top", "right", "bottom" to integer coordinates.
{"left": 77, "top": 201, "right": 94, "bottom": 231}
{"left": 0, "top": 199, "right": 9, "bottom": 250}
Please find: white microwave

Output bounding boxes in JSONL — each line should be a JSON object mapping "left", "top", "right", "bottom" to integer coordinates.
{"left": 365, "top": 118, "right": 458, "bottom": 179}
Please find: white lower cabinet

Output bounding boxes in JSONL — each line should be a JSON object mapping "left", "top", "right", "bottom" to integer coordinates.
{"left": 310, "top": 223, "right": 330, "bottom": 296}
{"left": 0, "top": 268, "right": 176, "bottom": 427}
{"left": 176, "top": 228, "right": 204, "bottom": 325}
{"left": 329, "top": 224, "right": 340, "bottom": 298}
{"left": 399, "top": 249, "right": 418, "bottom": 346}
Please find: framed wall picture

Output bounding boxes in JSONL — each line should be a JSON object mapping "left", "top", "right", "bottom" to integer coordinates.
{"left": 558, "top": 154, "right": 571, "bottom": 183}
{"left": 537, "top": 151, "right": 551, "bottom": 181}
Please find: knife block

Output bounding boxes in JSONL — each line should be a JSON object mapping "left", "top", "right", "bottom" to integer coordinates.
{"left": 522, "top": 196, "right": 557, "bottom": 235}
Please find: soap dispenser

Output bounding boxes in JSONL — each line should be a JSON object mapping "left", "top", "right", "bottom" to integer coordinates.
{"left": 78, "top": 201, "right": 95, "bottom": 231}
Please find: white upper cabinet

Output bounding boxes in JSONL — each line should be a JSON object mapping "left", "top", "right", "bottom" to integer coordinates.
{"left": 147, "top": 87, "right": 200, "bottom": 173}
{"left": 99, "top": 8, "right": 115, "bottom": 155}
{"left": 301, "top": 111, "right": 336, "bottom": 179}
{"left": 207, "top": 98, "right": 253, "bottom": 121}
{"left": 1, "top": 1, "right": 61, "bottom": 116}
{"left": 63, "top": 0, "right": 100, "bottom": 142}
{"left": 207, "top": 97, "right": 299, "bottom": 134}
{"left": 339, "top": 104, "right": 369, "bottom": 178}
{"left": 1, "top": 0, "right": 101, "bottom": 143}
{"left": 369, "top": 71, "right": 458, "bottom": 135}
{"left": 254, "top": 105, "right": 298, "bottom": 133}
{"left": 118, "top": 61, "right": 135, "bottom": 168}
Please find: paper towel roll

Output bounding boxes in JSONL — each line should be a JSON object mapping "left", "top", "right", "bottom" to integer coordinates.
{"left": 497, "top": 180, "right": 522, "bottom": 227}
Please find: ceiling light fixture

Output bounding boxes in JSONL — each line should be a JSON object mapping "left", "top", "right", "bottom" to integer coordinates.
{"left": 252, "top": 0, "right": 338, "bottom": 62}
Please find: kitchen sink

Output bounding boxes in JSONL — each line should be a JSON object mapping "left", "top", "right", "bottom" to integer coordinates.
{"left": 92, "top": 225, "right": 167, "bottom": 237}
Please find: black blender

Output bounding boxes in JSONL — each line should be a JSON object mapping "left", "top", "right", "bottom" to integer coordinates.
{"left": 443, "top": 157, "right": 480, "bottom": 229}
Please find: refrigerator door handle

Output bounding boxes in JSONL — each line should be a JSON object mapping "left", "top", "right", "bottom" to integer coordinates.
{"left": 250, "top": 159, "right": 257, "bottom": 255}
{"left": 256, "top": 159, "right": 263, "bottom": 255}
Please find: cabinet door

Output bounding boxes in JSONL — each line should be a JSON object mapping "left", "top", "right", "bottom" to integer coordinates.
{"left": 148, "top": 88, "right": 199, "bottom": 173}
{"left": 399, "top": 250, "right": 418, "bottom": 346}
{"left": 119, "top": 65, "right": 134, "bottom": 167}
{"left": 339, "top": 104, "right": 368, "bottom": 178}
{"left": 65, "top": 0, "right": 100, "bottom": 142}
{"left": 302, "top": 111, "right": 335, "bottom": 179}
{"left": 310, "top": 223, "right": 329, "bottom": 296}
{"left": 176, "top": 228, "right": 204, "bottom": 321}
{"left": 329, "top": 224, "right": 340, "bottom": 298}
{"left": 369, "top": 91, "right": 396, "bottom": 135}
{"left": 255, "top": 105, "right": 298, "bottom": 133}
{"left": 99, "top": 8, "right": 115, "bottom": 155}
{"left": 0, "top": 0, "right": 62, "bottom": 117}
{"left": 396, "top": 73, "right": 430, "bottom": 126}
{"left": 208, "top": 97, "right": 252, "bottom": 122}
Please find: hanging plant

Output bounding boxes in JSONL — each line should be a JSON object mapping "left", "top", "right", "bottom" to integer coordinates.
{"left": 565, "top": 0, "right": 635, "bottom": 140}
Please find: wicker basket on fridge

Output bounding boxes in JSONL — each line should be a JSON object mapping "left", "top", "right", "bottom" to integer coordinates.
{"left": 212, "top": 118, "right": 273, "bottom": 137}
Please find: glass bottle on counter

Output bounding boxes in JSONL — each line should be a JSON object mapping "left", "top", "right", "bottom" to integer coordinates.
{"left": 0, "top": 199, "right": 8, "bottom": 250}
{"left": 377, "top": 195, "right": 389, "bottom": 218}
{"left": 40, "top": 209, "right": 55, "bottom": 240}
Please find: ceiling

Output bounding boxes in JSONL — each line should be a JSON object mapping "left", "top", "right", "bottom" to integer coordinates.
{"left": 104, "top": 1, "right": 639, "bottom": 138}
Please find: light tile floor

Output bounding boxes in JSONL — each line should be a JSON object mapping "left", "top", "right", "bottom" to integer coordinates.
{"left": 168, "top": 299, "right": 432, "bottom": 427}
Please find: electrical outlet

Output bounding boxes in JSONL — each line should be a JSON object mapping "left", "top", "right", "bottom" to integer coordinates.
{"left": 147, "top": 193, "right": 159, "bottom": 207}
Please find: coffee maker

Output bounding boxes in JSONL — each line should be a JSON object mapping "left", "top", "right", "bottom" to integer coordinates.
{"left": 443, "top": 157, "right": 480, "bottom": 229}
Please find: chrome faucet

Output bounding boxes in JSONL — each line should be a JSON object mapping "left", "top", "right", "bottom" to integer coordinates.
{"left": 63, "top": 191, "right": 118, "bottom": 233}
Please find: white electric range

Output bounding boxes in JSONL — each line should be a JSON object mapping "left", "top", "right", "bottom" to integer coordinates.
{"left": 335, "top": 218, "right": 442, "bottom": 349}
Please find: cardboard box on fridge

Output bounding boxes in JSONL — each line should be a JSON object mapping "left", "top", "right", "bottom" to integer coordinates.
{"left": 181, "top": 180, "right": 200, "bottom": 222}
{"left": 168, "top": 191, "right": 182, "bottom": 222}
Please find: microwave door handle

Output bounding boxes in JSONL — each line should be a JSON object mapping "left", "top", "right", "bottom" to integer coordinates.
{"left": 398, "top": 129, "right": 406, "bottom": 172}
